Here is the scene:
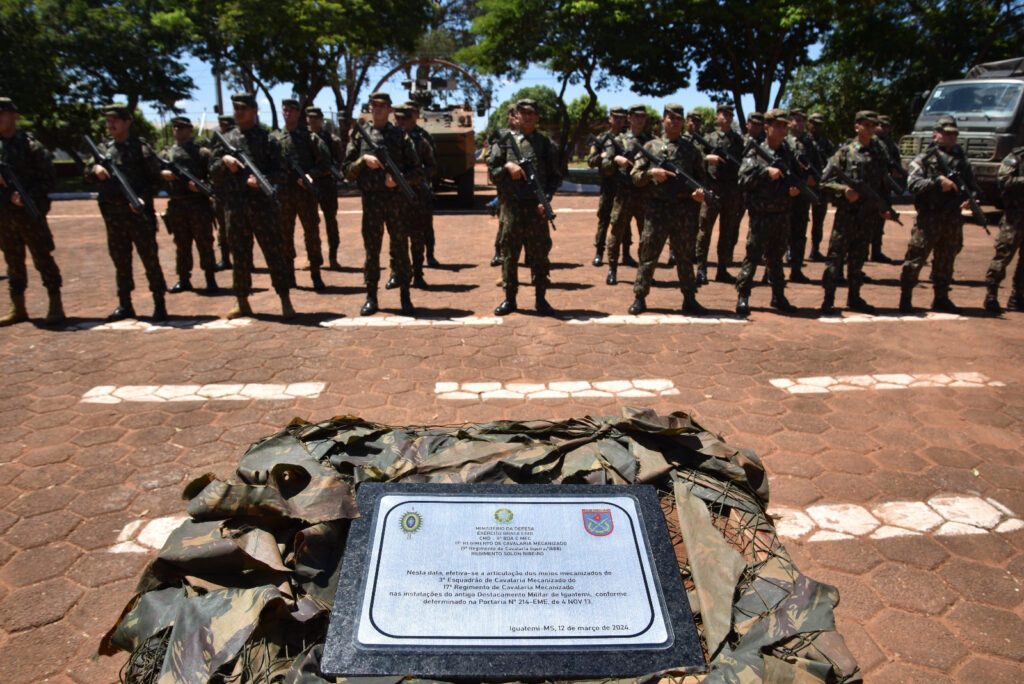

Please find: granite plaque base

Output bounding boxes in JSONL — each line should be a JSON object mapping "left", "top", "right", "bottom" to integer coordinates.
{"left": 322, "top": 483, "right": 704, "bottom": 679}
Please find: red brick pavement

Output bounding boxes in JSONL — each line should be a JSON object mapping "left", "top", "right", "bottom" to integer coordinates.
{"left": 0, "top": 165, "right": 1021, "bottom": 681}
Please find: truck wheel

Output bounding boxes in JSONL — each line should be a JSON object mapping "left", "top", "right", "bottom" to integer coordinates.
{"left": 456, "top": 168, "right": 474, "bottom": 207}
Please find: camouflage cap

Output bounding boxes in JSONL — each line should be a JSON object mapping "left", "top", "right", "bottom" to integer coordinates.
{"left": 933, "top": 115, "right": 958, "bottom": 133}
{"left": 788, "top": 106, "right": 807, "bottom": 119}
{"left": 393, "top": 105, "right": 412, "bottom": 119}
{"left": 305, "top": 106, "right": 323, "bottom": 117}
{"left": 218, "top": 115, "right": 236, "bottom": 127}
{"left": 808, "top": 112, "right": 825, "bottom": 124}
{"left": 281, "top": 98, "right": 300, "bottom": 109}
{"left": 102, "top": 103, "right": 132, "bottom": 119}
{"left": 231, "top": 92, "right": 257, "bottom": 108}
{"left": 748, "top": 112, "right": 765, "bottom": 124}
{"left": 878, "top": 114, "right": 893, "bottom": 126}
{"left": 368, "top": 92, "right": 392, "bottom": 106}
{"left": 515, "top": 98, "right": 539, "bottom": 113}
{"left": 686, "top": 109, "right": 703, "bottom": 122}
{"left": 401, "top": 100, "right": 421, "bottom": 112}
{"left": 663, "top": 103, "right": 685, "bottom": 117}
{"left": 765, "top": 108, "right": 789, "bottom": 124}
{"left": 0, "top": 97, "right": 17, "bottom": 113}
{"left": 609, "top": 106, "right": 628, "bottom": 117}
{"left": 628, "top": 104, "right": 647, "bottom": 115}
{"left": 170, "top": 116, "right": 192, "bottom": 128}
{"left": 855, "top": 110, "right": 880, "bottom": 124}
{"left": 716, "top": 104, "right": 734, "bottom": 115}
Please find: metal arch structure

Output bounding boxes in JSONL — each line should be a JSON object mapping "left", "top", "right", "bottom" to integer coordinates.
{"left": 370, "top": 58, "right": 490, "bottom": 110}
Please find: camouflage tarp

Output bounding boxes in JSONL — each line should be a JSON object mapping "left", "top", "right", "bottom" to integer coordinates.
{"left": 102, "top": 407, "right": 860, "bottom": 683}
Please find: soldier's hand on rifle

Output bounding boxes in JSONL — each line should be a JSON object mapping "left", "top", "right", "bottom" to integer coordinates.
{"left": 94, "top": 164, "right": 110, "bottom": 180}
{"left": 505, "top": 161, "right": 525, "bottom": 180}
{"left": 651, "top": 168, "right": 674, "bottom": 183}
{"left": 939, "top": 175, "right": 958, "bottom": 192}
{"left": 614, "top": 155, "right": 632, "bottom": 168}
{"left": 844, "top": 187, "right": 860, "bottom": 203}
{"left": 246, "top": 174, "right": 259, "bottom": 189}
{"left": 788, "top": 186, "right": 801, "bottom": 197}
{"left": 297, "top": 174, "right": 313, "bottom": 188}
{"left": 768, "top": 167, "right": 783, "bottom": 181}
{"left": 706, "top": 154, "right": 723, "bottom": 166}
{"left": 223, "top": 155, "right": 242, "bottom": 172}
{"left": 160, "top": 169, "right": 177, "bottom": 182}
{"left": 536, "top": 203, "right": 546, "bottom": 217}
{"left": 691, "top": 188, "right": 705, "bottom": 203}
{"left": 959, "top": 199, "right": 971, "bottom": 210}
{"left": 384, "top": 173, "right": 398, "bottom": 188}
{"left": 881, "top": 209, "right": 893, "bottom": 220}
{"left": 10, "top": 190, "right": 22, "bottom": 207}
{"left": 363, "top": 154, "right": 382, "bottom": 170}
{"left": 0, "top": 175, "right": 7, "bottom": 188}
{"left": 807, "top": 175, "right": 817, "bottom": 187}
{"left": 188, "top": 181, "right": 199, "bottom": 193}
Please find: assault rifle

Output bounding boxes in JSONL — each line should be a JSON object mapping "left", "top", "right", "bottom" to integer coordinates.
{"left": 749, "top": 142, "right": 822, "bottom": 205}
{"left": 287, "top": 158, "right": 318, "bottom": 198}
{"left": 212, "top": 129, "right": 277, "bottom": 199}
{"left": 690, "top": 129, "right": 743, "bottom": 173}
{"left": 501, "top": 131, "right": 557, "bottom": 227}
{"left": 0, "top": 161, "right": 43, "bottom": 222}
{"left": 144, "top": 142, "right": 213, "bottom": 199}
{"left": 637, "top": 143, "right": 721, "bottom": 208}
{"left": 925, "top": 145, "right": 989, "bottom": 233}
{"left": 83, "top": 135, "right": 145, "bottom": 213}
{"left": 352, "top": 121, "right": 416, "bottom": 201}
{"left": 822, "top": 159, "right": 903, "bottom": 226}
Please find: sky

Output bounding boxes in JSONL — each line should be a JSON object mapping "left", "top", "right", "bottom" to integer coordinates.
{"left": 136, "top": 56, "right": 784, "bottom": 129}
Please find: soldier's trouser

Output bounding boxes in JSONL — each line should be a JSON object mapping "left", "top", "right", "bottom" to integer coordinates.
{"left": 900, "top": 211, "right": 963, "bottom": 295}
{"left": 868, "top": 214, "right": 885, "bottom": 255}
{"left": 633, "top": 200, "right": 698, "bottom": 298}
{"left": 788, "top": 196, "right": 811, "bottom": 269}
{"left": 225, "top": 197, "right": 291, "bottom": 296}
{"left": 213, "top": 196, "right": 229, "bottom": 258}
{"left": 279, "top": 187, "right": 322, "bottom": 269}
{"left": 501, "top": 200, "right": 551, "bottom": 298}
{"left": 984, "top": 214, "right": 1024, "bottom": 296}
{"left": 165, "top": 197, "right": 216, "bottom": 281}
{"left": 362, "top": 192, "right": 411, "bottom": 289}
{"left": 0, "top": 205, "right": 61, "bottom": 297}
{"left": 395, "top": 190, "right": 431, "bottom": 273}
{"left": 605, "top": 187, "right": 642, "bottom": 266}
{"left": 822, "top": 209, "right": 871, "bottom": 293}
{"left": 736, "top": 210, "right": 789, "bottom": 297}
{"left": 99, "top": 201, "right": 166, "bottom": 296}
{"left": 696, "top": 184, "right": 743, "bottom": 268}
{"left": 810, "top": 200, "right": 828, "bottom": 249}
{"left": 313, "top": 177, "right": 339, "bottom": 258}
{"left": 593, "top": 179, "right": 616, "bottom": 251}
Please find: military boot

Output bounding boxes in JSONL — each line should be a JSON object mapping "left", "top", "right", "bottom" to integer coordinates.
{"left": 204, "top": 271, "right": 218, "bottom": 293}
{"left": 279, "top": 293, "right": 296, "bottom": 320}
{"left": 0, "top": 294, "right": 28, "bottom": 326}
{"left": 592, "top": 249, "right": 603, "bottom": 267}
{"left": 606, "top": 266, "right": 617, "bottom": 286}
{"left": 627, "top": 295, "right": 646, "bottom": 315}
{"left": 715, "top": 267, "right": 736, "bottom": 284}
{"left": 1008, "top": 292, "right": 1022, "bottom": 310}
{"left": 696, "top": 266, "right": 708, "bottom": 287}
{"left": 898, "top": 288, "right": 914, "bottom": 313}
{"left": 820, "top": 289, "right": 838, "bottom": 315}
{"left": 490, "top": 250, "right": 502, "bottom": 267}
{"left": 810, "top": 244, "right": 826, "bottom": 262}
{"left": 412, "top": 266, "right": 428, "bottom": 289}
{"left": 682, "top": 293, "right": 708, "bottom": 315}
{"left": 329, "top": 247, "right": 341, "bottom": 270}
{"left": 931, "top": 294, "right": 962, "bottom": 315}
{"left": 360, "top": 289, "right": 378, "bottom": 316}
{"left": 621, "top": 244, "right": 638, "bottom": 267}
{"left": 107, "top": 293, "right": 135, "bottom": 321}
{"left": 169, "top": 279, "right": 192, "bottom": 293}
{"left": 400, "top": 286, "right": 414, "bottom": 315}
{"left": 44, "top": 289, "right": 65, "bottom": 326}
{"left": 534, "top": 284, "right": 555, "bottom": 316}
{"left": 426, "top": 249, "right": 440, "bottom": 268}
{"left": 770, "top": 289, "right": 796, "bottom": 313}
{"left": 494, "top": 294, "right": 517, "bottom": 316}
{"left": 984, "top": 293, "right": 1002, "bottom": 314}
{"left": 384, "top": 273, "right": 399, "bottom": 290}
{"left": 151, "top": 293, "right": 168, "bottom": 322}
{"left": 225, "top": 296, "right": 252, "bottom": 320}
{"left": 736, "top": 294, "right": 750, "bottom": 317}
{"left": 846, "top": 291, "right": 876, "bottom": 314}
{"left": 310, "top": 267, "right": 326, "bottom": 292}
{"left": 789, "top": 268, "right": 810, "bottom": 284}
{"left": 666, "top": 250, "right": 676, "bottom": 267}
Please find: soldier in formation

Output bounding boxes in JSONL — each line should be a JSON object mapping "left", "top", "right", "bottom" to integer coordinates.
{"left": 488, "top": 104, "right": 519, "bottom": 268}
{"left": 392, "top": 101, "right": 437, "bottom": 289}
{"left": 211, "top": 115, "right": 235, "bottom": 270}
{"left": 872, "top": 114, "right": 903, "bottom": 264}
{"left": 160, "top": 116, "right": 218, "bottom": 294}
{"left": 588, "top": 106, "right": 626, "bottom": 267}
{"left": 695, "top": 104, "right": 746, "bottom": 285}
{"left": 784, "top": 107, "right": 822, "bottom": 284}
{"left": 304, "top": 106, "right": 344, "bottom": 270}
{"left": 404, "top": 101, "right": 441, "bottom": 267}
{"left": 601, "top": 103, "right": 649, "bottom": 286}
{"left": 0, "top": 97, "right": 63, "bottom": 325}
{"left": 983, "top": 145, "right": 1024, "bottom": 313}
{"left": 807, "top": 112, "right": 835, "bottom": 261}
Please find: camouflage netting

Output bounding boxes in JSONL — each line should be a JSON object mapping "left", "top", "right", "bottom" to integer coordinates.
{"left": 101, "top": 407, "right": 860, "bottom": 683}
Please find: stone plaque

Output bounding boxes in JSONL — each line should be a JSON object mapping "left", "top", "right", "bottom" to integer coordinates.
{"left": 322, "top": 483, "right": 703, "bottom": 678}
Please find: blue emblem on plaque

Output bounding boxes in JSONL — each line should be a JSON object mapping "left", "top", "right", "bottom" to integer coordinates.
{"left": 399, "top": 511, "right": 421, "bottom": 534}
{"left": 582, "top": 509, "right": 613, "bottom": 536}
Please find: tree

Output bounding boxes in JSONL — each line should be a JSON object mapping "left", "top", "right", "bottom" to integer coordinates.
{"left": 783, "top": 59, "right": 889, "bottom": 142}
{"left": 485, "top": 86, "right": 560, "bottom": 134}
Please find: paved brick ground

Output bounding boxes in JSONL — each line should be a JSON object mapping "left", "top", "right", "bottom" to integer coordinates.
{"left": 0, "top": 165, "right": 1021, "bottom": 682}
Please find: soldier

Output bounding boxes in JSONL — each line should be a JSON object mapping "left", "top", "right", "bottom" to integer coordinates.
{"left": 0, "top": 97, "right": 63, "bottom": 325}
{"left": 983, "top": 145, "right": 1024, "bottom": 313}
{"left": 210, "top": 92, "right": 295, "bottom": 319}
{"left": 898, "top": 116, "right": 976, "bottom": 313}
{"left": 160, "top": 116, "right": 217, "bottom": 294}
{"left": 305, "top": 106, "right": 344, "bottom": 270}
{"left": 626, "top": 103, "right": 709, "bottom": 316}
{"left": 212, "top": 115, "right": 235, "bottom": 270}
{"left": 695, "top": 104, "right": 746, "bottom": 285}
{"left": 393, "top": 101, "right": 436, "bottom": 289}
{"left": 588, "top": 106, "right": 627, "bottom": 267}
{"left": 487, "top": 98, "right": 560, "bottom": 316}
{"left": 871, "top": 114, "right": 903, "bottom": 263}
{"left": 735, "top": 109, "right": 803, "bottom": 316}
{"left": 745, "top": 112, "right": 766, "bottom": 144}
{"left": 603, "top": 104, "right": 650, "bottom": 285}
{"left": 404, "top": 101, "right": 441, "bottom": 267}
{"left": 818, "top": 111, "right": 893, "bottom": 315}
{"left": 85, "top": 103, "right": 167, "bottom": 321}
{"left": 807, "top": 112, "right": 835, "bottom": 261}
{"left": 784, "top": 107, "right": 822, "bottom": 283}
{"left": 488, "top": 104, "right": 519, "bottom": 267}
{"left": 342, "top": 92, "right": 421, "bottom": 315}
{"left": 275, "top": 98, "right": 329, "bottom": 291}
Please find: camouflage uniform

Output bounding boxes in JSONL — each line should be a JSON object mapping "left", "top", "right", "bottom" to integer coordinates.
{"left": 342, "top": 120, "right": 421, "bottom": 293}
{"left": 210, "top": 125, "right": 292, "bottom": 297}
{"left": 630, "top": 133, "right": 707, "bottom": 301}
{"left": 487, "top": 126, "right": 560, "bottom": 304}
{"left": 0, "top": 129, "right": 62, "bottom": 300}
{"left": 984, "top": 146, "right": 1024, "bottom": 309}
{"left": 162, "top": 138, "right": 217, "bottom": 287}
{"left": 588, "top": 130, "right": 617, "bottom": 261}
{"left": 413, "top": 122, "right": 439, "bottom": 260}
{"left": 695, "top": 127, "right": 746, "bottom": 274}
{"left": 405, "top": 123, "right": 437, "bottom": 283}
{"left": 784, "top": 129, "right": 823, "bottom": 278}
{"left": 603, "top": 129, "right": 651, "bottom": 269}
{"left": 85, "top": 136, "right": 167, "bottom": 304}
{"left": 872, "top": 126, "right": 903, "bottom": 261}
{"left": 311, "top": 125, "right": 345, "bottom": 267}
{"left": 809, "top": 127, "right": 836, "bottom": 257}
{"left": 274, "top": 125, "right": 329, "bottom": 277}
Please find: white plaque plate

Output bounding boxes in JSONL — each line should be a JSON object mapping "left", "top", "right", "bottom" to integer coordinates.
{"left": 355, "top": 493, "right": 670, "bottom": 647}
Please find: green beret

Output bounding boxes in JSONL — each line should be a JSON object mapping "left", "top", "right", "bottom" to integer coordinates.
{"left": 369, "top": 92, "right": 392, "bottom": 106}
{"left": 609, "top": 106, "right": 628, "bottom": 117}
{"left": 808, "top": 112, "right": 825, "bottom": 124}
{"left": 788, "top": 107, "right": 806, "bottom": 118}
{"left": 281, "top": 98, "right": 300, "bottom": 109}
{"left": 0, "top": 97, "right": 17, "bottom": 113}
{"left": 855, "top": 110, "right": 879, "bottom": 124}
{"left": 663, "top": 103, "right": 685, "bottom": 117}
{"left": 628, "top": 104, "right": 647, "bottom": 115}
{"left": 231, "top": 92, "right": 257, "bottom": 108}
{"left": 170, "top": 116, "right": 192, "bottom": 128}
{"left": 933, "top": 115, "right": 958, "bottom": 133}
{"left": 515, "top": 98, "right": 538, "bottom": 113}
{"left": 305, "top": 106, "right": 323, "bottom": 117}
{"left": 218, "top": 115, "right": 236, "bottom": 127}
{"left": 748, "top": 112, "right": 765, "bottom": 124}
{"left": 102, "top": 103, "right": 132, "bottom": 119}
{"left": 765, "top": 108, "right": 789, "bottom": 124}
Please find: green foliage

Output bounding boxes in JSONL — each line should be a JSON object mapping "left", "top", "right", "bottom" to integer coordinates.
{"left": 567, "top": 94, "right": 607, "bottom": 132}
{"left": 692, "top": 105, "right": 717, "bottom": 134}
{"left": 783, "top": 59, "right": 890, "bottom": 142}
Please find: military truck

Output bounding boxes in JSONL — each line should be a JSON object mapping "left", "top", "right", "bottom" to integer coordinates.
{"left": 901, "top": 57, "right": 1024, "bottom": 202}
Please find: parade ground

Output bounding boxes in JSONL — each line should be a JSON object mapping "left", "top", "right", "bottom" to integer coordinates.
{"left": 0, "top": 165, "right": 1021, "bottom": 682}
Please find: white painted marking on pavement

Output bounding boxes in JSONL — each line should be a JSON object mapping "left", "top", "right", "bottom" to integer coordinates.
{"left": 81, "top": 382, "right": 325, "bottom": 403}
{"left": 109, "top": 515, "right": 188, "bottom": 554}
{"left": 565, "top": 314, "right": 747, "bottom": 325}
{"left": 321, "top": 315, "right": 502, "bottom": 328}
{"left": 770, "top": 372, "right": 1004, "bottom": 394}
{"left": 63, "top": 318, "right": 253, "bottom": 332}
{"left": 817, "top": 312, "right": 966, "bottom": 323}
{"left": 435, "top": 379, "right": 680, "bottom": 401}
{"left": 770, "top": 495, "right": 1019, "bottom": 542}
